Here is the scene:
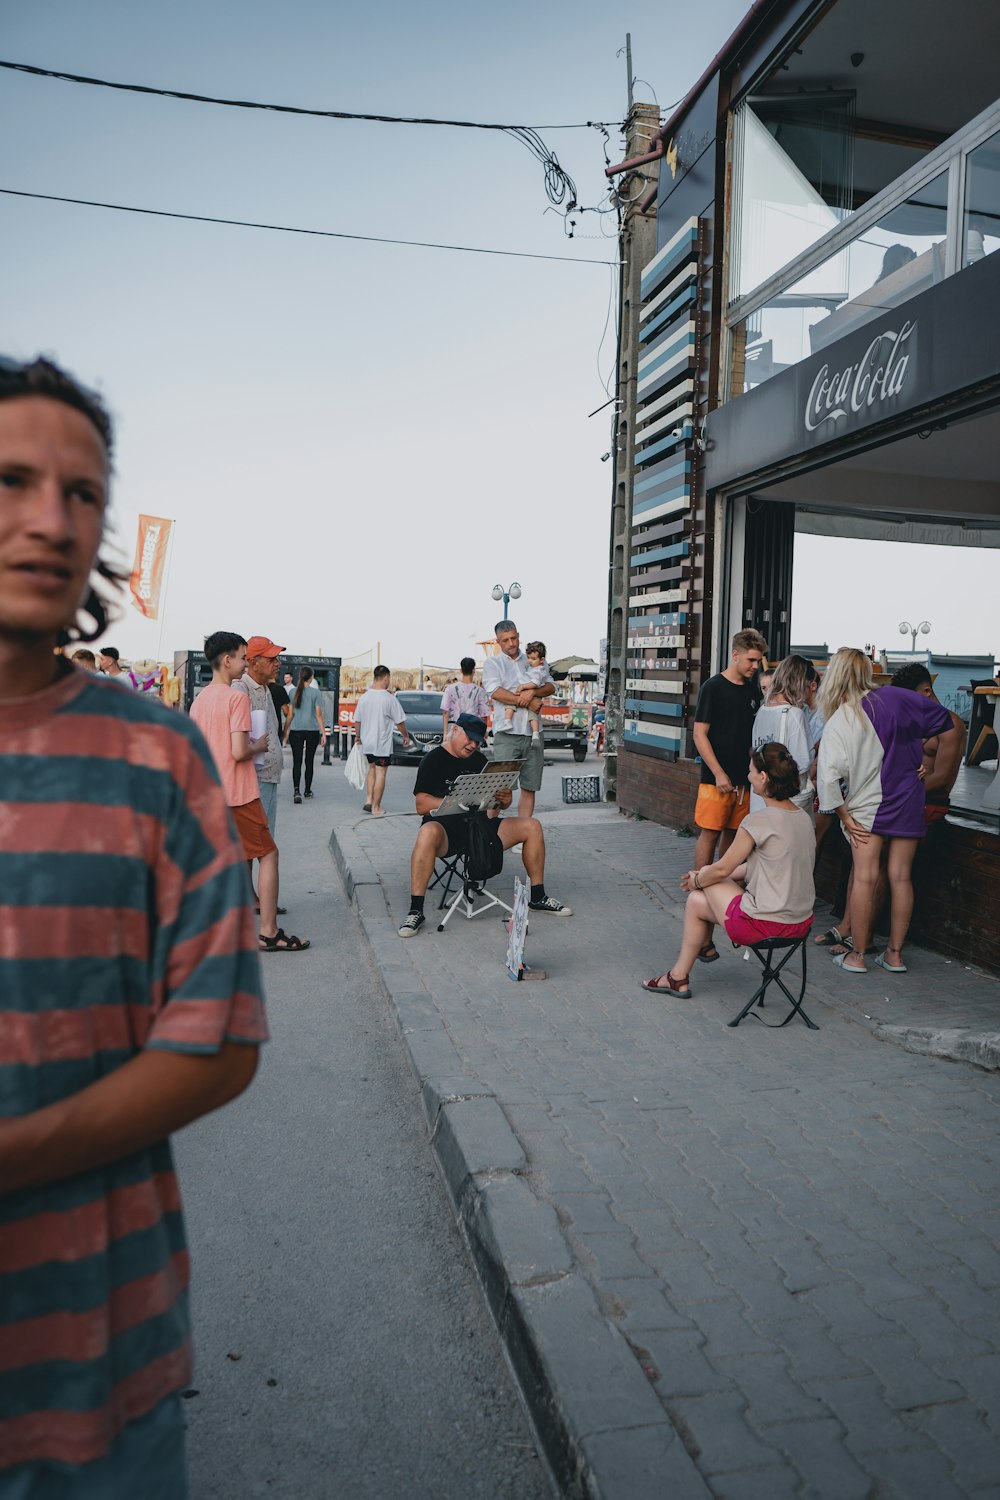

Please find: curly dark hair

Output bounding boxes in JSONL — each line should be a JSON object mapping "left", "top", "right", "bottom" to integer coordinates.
{"left": 890, "top": 662, "right": 932, "bottom": 692}
{"left": 751, "top": 742, "right": 802, "bottom": 801}
{"left": 0, "top": 355, "right": 125, "bottom": 643}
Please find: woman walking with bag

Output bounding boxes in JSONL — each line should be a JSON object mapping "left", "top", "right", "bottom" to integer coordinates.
{"left": 284, "top": 666, "right": 326, "bottom": 803}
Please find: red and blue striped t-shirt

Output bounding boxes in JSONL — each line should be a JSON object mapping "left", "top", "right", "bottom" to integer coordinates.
{"left": 0, "top": 667, "right": 267, "bottom": 1470}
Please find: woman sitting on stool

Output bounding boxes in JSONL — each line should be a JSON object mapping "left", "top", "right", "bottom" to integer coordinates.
{"left": 642, "top": 743, "right": 815, "bottom": 998}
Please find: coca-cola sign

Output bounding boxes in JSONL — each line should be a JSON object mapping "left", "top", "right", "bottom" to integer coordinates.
{"left": 805, "top": 321, "right": 915, "bottom": 434}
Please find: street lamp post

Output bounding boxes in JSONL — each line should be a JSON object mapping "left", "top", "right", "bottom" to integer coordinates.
{"left": 491, "top": 581, "right": 522, "bottom": 615}
{"left": 899, "top": 619, "right": 931, "bottom": 652}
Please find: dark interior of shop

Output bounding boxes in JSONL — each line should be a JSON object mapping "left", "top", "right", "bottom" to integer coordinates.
{"left": 758, "top": 0, "right": 1000, "bottom": 208}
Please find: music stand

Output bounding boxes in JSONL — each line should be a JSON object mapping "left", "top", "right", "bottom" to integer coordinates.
{"left": 431, "top": 767, "right": 522, "bottom": 930}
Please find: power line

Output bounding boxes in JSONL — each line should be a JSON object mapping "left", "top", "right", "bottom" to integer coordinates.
{"left": 0, "top": 59, "right": 608, "bottom": 131}
{"left": 0, "top": 186, "right": 618, "bottom": 266}
{"left": 0, "top": 57, "right": 620, "bottom": 210}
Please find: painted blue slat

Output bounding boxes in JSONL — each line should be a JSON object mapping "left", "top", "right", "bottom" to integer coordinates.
{"left": 630, "top": 542, "right": 690, "bottom": 566}
{"left": 639, "top": 284, "right": 698, "bottom": 345}
{"left": 638, "top": 324, "right": 695, "bottom": 377}
{"left": 634, "top": 455, "right": 690, "bottom": 495}
{"left": 634, "top": 482, "right": 689, "bottom": 515}
{"left": 624, "top": 698, "right": 684, "bottom": 717}
{"left": 640, "top": 227, "right": 698, "bottom": 300}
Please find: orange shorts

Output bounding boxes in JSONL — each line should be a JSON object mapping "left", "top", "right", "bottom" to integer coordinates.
{"left": 695, "top": 784, "right": 750, "bottom": 833}
{"left": 232, "top": 798, "right": 278, "bottom": 860}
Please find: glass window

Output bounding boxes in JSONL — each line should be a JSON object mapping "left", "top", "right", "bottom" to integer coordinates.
{"left": 964, "top": 129, "right": 1000, "bottom": 265}
{"left": 729, "top": 171, "right": 949, "bottom": 395}
{"left": 731, "top": 94, "right": 856, "bottom": 301}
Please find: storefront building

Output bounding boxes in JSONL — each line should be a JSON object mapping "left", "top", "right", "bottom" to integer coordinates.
{"left": 607, "top": 0, "right": 1000, "bottom": 966}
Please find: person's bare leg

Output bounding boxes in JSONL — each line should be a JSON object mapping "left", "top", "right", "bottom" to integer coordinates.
{"left": 694, "top": 826, "right": 719, "bottom": 870}
{"left": 517, "top": 788, "right": 536, "bottom": 819}
{"left": 257, "top": 849, "right": 279, "bottom": 938}
{"left": 370, "top": 763, "right": 388, "bottom": 815}
{"left": 841, "top": 836, "right": 883, "bottom": 971}
{"left": 819, "top": 869, "right": 854, "bottom": 948}
{"left": 650, "top": 881, "right": 743, "bottom": 987}
{"left": 499, "top": 816, "right": 544, "bottom": 883}
{"left": 718, "top": 826, "right": 737, "bottom": 859}
{"left": 365, "top": 761, "right": 376, "bottom": 808}
{"left": 870, "top": 857, "right": 890, "bottom": 945}
{"left": 410, "top": 824, "right": 447, "bottom": 897}
{"left": 885, "top": 837, "right": 918, "bottom": 963}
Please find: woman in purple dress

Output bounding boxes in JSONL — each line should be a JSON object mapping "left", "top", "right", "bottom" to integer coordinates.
{"left": 817, "top": 649, "right": 960, "bottom": 975}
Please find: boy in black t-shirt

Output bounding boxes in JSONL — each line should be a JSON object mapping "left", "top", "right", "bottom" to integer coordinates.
{"left": 692, "top": 629, "right": 767, "bottom": 886}
{"left": 398, "top": 714, "right": 572, "bottom": 937}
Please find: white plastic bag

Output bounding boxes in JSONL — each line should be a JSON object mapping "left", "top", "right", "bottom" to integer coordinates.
{"left": 344, "top": 740, "right": 367, "bottom": 791}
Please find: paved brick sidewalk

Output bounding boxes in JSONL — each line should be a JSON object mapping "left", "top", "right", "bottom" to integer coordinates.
{"left": 326, "top": 760, "right": 1000, "bottom": 1499}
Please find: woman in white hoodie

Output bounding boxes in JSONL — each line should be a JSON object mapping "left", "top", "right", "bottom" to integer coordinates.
{"left": 817, "top": 648, "right": 956, "bottom": 975}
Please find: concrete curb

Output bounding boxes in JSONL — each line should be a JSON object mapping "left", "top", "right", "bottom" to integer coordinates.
{"left": 875, "top": 1022, "right": 1000, "bottom": 1071}
{"left": 329, "top": 827, "right": 706, "bottom": 1500}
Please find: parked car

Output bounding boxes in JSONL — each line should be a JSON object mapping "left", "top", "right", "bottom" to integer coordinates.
{"left": 391, "top": 691, "right": 443, "bottom": 764}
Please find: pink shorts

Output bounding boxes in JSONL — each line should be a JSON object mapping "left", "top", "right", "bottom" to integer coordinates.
{"left": 724, "top": 895, "right": 813, "bottom": 948}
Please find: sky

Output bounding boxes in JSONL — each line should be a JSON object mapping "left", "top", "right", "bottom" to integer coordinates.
{"left": 2, "top": 0, "right": 994, "bottom": 673}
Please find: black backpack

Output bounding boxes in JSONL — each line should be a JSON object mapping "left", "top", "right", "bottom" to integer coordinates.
{"left": 466, "top": 813, "right": 504, "bottom": 883}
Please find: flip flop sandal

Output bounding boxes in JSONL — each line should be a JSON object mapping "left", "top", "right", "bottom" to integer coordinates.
{"left": 832, "top": 951, "right": 866, "bottom": 974}
{"left": 697, "top": 943, "right": 720, "bottom": 964}
{"left": 259, "top": 929, "right": 311, "bottom": 953}
{"left": 814, "top": 927, "right": 844, "bottom": 947}
{"left": 641, "top": 973, "right": 692, "bottom": 997}
{"left": 874, "top": 950, "right": 908, "bottom": 973}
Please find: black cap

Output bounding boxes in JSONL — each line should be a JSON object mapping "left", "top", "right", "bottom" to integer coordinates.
{"left": 455, "top": 713, "right": 488, "bottom": 745}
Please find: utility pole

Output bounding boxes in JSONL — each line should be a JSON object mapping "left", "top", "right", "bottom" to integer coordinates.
{"left": 602, "top": 70, "right": 660, "bottom": 803}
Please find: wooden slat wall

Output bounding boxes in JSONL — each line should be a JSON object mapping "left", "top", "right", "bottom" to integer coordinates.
{"left": 625, "top": 216, "right": 706, "bottom": 763}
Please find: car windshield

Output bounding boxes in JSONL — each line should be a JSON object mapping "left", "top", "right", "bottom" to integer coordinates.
{"left": 396, "top": 693, "right": 442, "bottom": 714}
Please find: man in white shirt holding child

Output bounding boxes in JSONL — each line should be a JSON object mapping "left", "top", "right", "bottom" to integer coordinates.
{"left": 482, "top": 620, "right": 554, "bottom": 818}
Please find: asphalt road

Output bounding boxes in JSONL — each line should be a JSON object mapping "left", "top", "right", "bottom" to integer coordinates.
{"left": 173, "top": 752, "right": 552, "bottom": 1499}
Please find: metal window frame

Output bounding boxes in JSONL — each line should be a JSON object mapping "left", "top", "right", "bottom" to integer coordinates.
{"left": 724, "top": 95, "right": 1000, "bottom": 332}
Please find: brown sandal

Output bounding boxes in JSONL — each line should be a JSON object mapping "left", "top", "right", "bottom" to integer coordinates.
{"left": 641, "top": 972, "right": 691, "bottom": 997}
{"left": 259, "top": 928, "right": 310, "bottom": 953}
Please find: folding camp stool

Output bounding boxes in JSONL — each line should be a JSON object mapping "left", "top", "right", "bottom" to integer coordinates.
{"left": 437, "top": 849, "right": 514, "bottom": 931}
{"left": 727, "top": 934, "right": 818, "bottom": 1030}
{"left": 429, "top": 850, "right": 463, "bottom": 910}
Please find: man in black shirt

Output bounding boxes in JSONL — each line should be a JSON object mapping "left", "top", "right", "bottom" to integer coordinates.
{"left": 398, "top": 713, "right": 572, "bottom": 937}
{"left": 692, "top": 628, "right": 767, "bottom": 877}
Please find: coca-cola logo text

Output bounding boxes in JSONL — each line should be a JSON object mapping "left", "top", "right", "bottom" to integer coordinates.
{"left": 804, "top": 321, "right": 915, "bottom": 434}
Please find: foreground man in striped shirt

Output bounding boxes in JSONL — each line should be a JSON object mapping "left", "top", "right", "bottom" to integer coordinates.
{"left": 0, "top": 358, "right": 267, "bottom": 1496}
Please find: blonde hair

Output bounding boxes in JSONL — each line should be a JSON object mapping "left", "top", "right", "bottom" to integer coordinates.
{"left": 818, "top": 648, "right": 874, "bottom": 720}
{"left": 770, "top": 654, "right": 818, "bottom": 709}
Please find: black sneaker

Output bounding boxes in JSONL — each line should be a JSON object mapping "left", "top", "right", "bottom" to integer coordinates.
{"left": 304, "top": 790, "right": 314, "bottom": 798}
{"left": 293, "top": 791, "right": 302, "bottom": 804}
{"left": 398, "top": 911, "right": 425, "bottom": 938}
{"left": 527, "top": 896, "right": 573, "bottom": 917}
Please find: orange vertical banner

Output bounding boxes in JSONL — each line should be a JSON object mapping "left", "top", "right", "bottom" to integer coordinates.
{"left": 129, "top": 514, "right": 172, "bottom": 620}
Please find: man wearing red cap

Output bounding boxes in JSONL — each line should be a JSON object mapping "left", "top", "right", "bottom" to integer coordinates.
{"left": 237, "top": 636, "right": 286, "bottom": 838}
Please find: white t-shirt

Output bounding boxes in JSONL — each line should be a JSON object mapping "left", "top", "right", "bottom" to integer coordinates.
{"left": 482, "top": 650, "right": 553, "bottom": 735}
{"left": 749, "top": 703, "right": 814, "bottom": 817}
{"left": 354, "top": 687, "right": 405, "bottom": 757}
